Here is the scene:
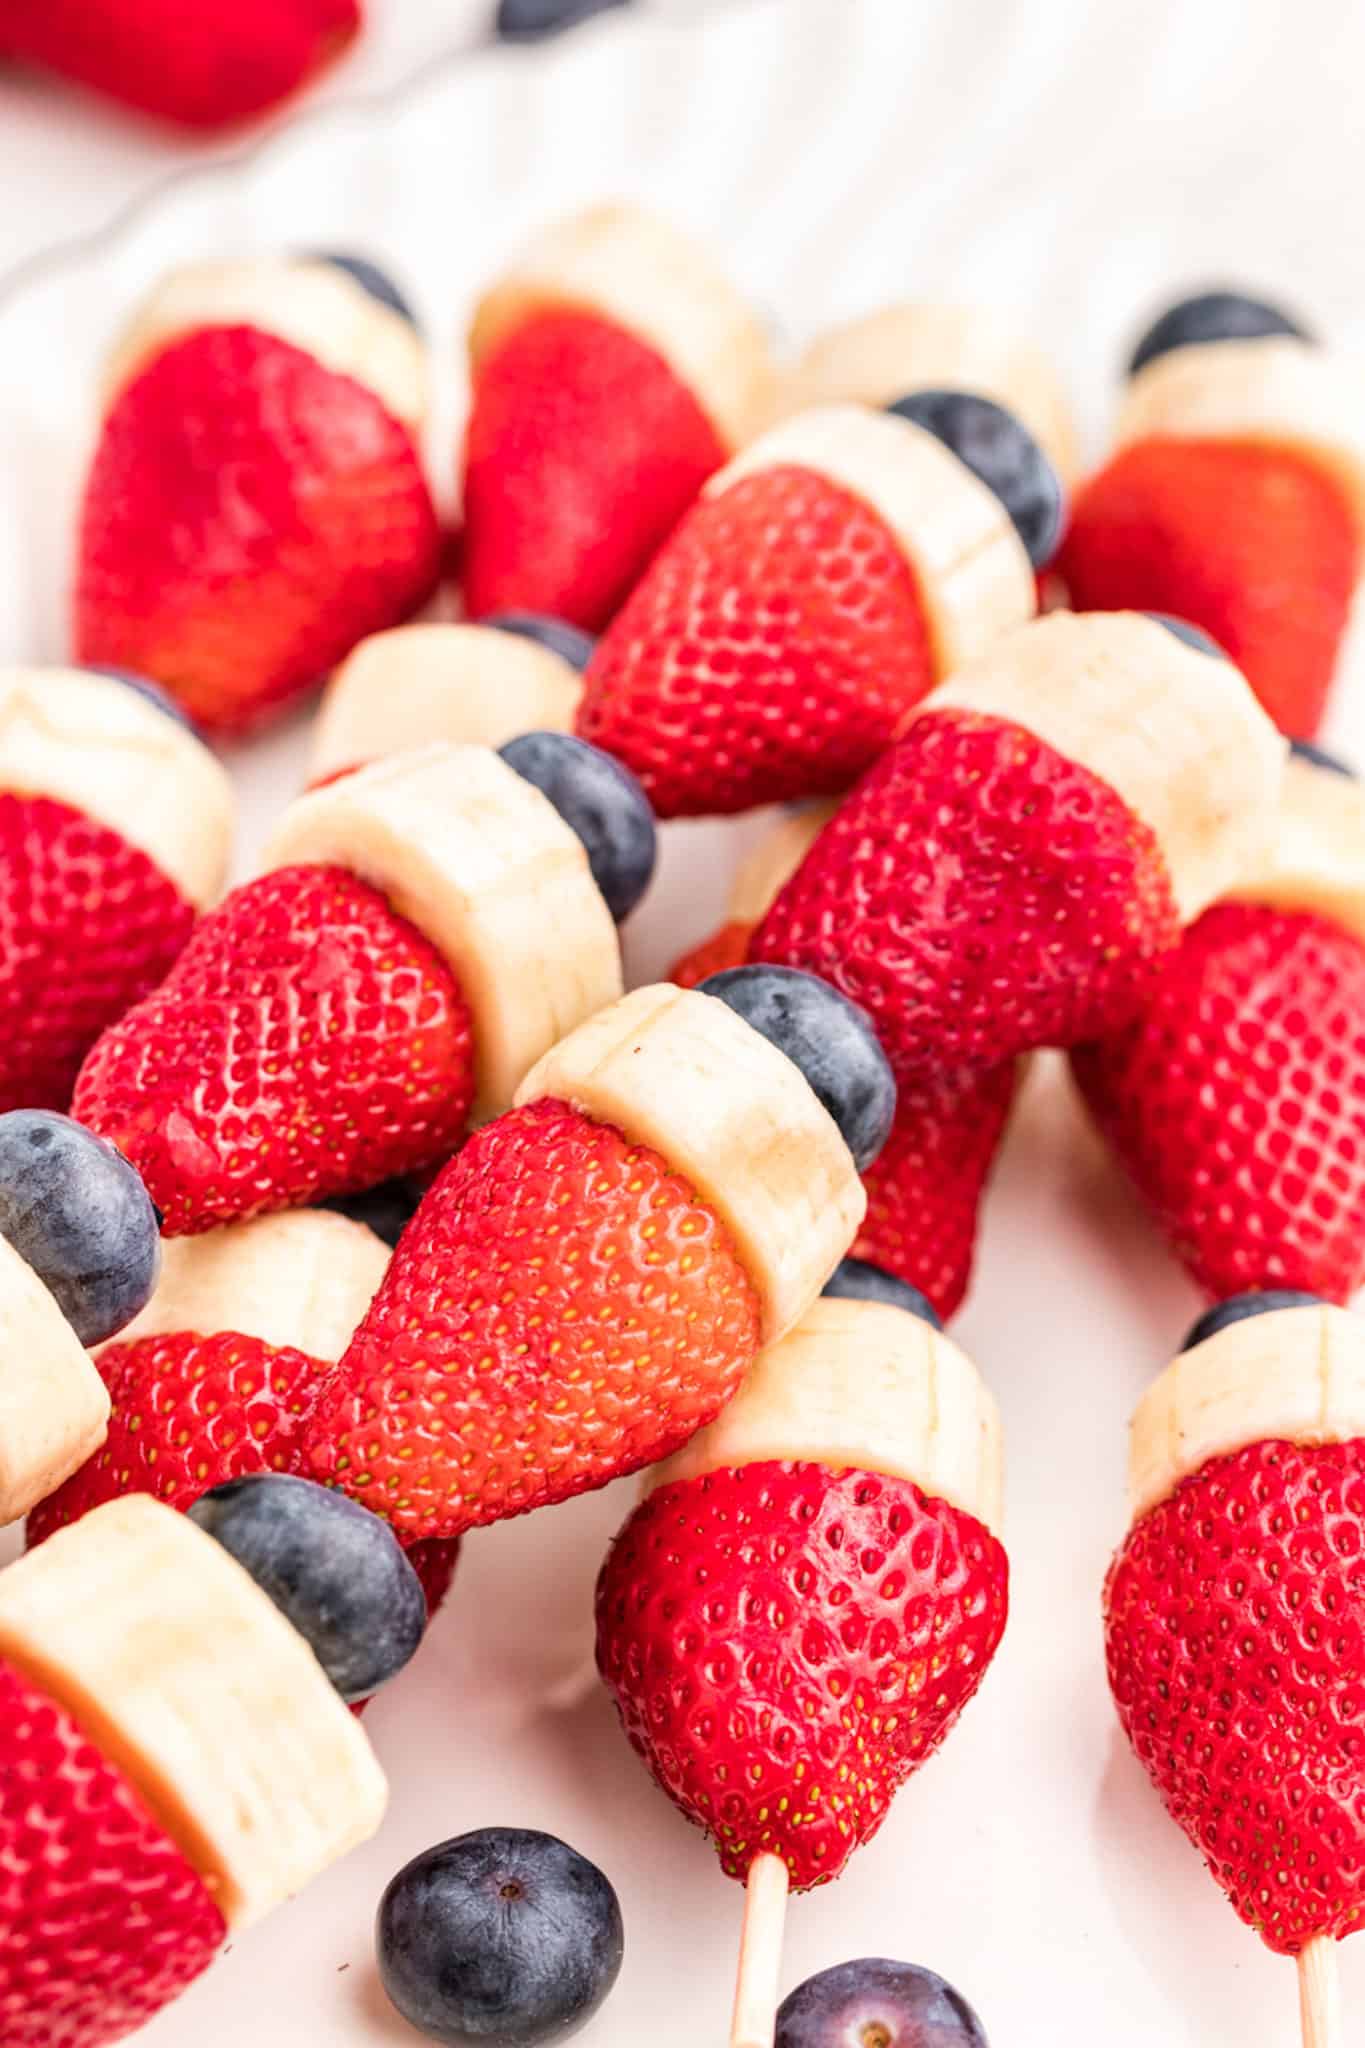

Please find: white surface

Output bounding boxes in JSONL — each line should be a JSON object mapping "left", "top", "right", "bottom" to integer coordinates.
{"left": 1, "top": 0, "right": 1365, "bottom": 2042}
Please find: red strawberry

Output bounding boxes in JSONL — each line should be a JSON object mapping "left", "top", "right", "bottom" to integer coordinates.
{"left": 0, "top": 793, "right": 195, "bottom": 1113}
{"left": 669, "top": 917, "right": 753, "bottom": 990}
{"left": 0, "top": 0, "right": 358, "bottom": 130}
{"left": 575, "top": 463, "right": 940, "bottom": 817}
{"left": 752, "top": 710, "right": 1179, "bottom": 1082}
{"left": 0, "top": 1654, "right": 224, "bottom": 2046}
{"left": 1060, "top": 439, "right": 1359, "bottom": 739}
{"left": 1072, "top": 901, "right": 1365, "bottom": 1303}
{"left": 71, "top": 863, "right": 475, "bottom": 1235}
{"left": 306, "top": 1097, "right": 763, "bottom": 1540}
{"left": 1106, "top": 1437, "right": 1365, "bottom": 1954}
{"left": 76, "top": 325, "right": 441, "bottom": 734}
{"left": 596, "top": 1460, "right": 1009, "bottom": 1888}
{"left": 462, "top": 307, "right": 728, "bottom": 632}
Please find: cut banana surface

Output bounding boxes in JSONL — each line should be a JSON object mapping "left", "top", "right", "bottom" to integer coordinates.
{"left": 650, "top": 1296, "right": 1004, "bottom": 1536}
{"left": 1229, "top": 749, "right": 1365, "bottom": 946}
{"left": 104, "top": 1211, "right": 391, "bottom": 1367}
{"left": 0, "top": 667, "right": 233, "bottom": 910}
{"left": 1128, "top": 1303, "right": 1365, "bottom": 1523}
{"left": 727, "top": 802, "right": 838, "bottom": 924}
{"left": 260, "top": 744, "right": 623, "bottom": 1124}
{"left": 926, "top": 611, "right": 1287, "bottom": 923}
{"left": 0, "top": 1497, "right": 386, "bottom": 1929}
{"left": 0, "top": 1233, "right": 109, "bottom": 1526}
{"left": 711, "top": 405, "right": 1035, "bottom": 677}
{"left": 312, "top": 623, "right": 582, "bottom": 781}
{"left": 468, "top": 202, "right": 776, "bottom": 452}
{"left": 515, "top": 983, "right": 864, "bottom": 1343}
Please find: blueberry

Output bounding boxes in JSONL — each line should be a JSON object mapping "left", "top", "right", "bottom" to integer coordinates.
{"left": 496, "top": 0, "right": 631, "bottom": 41}
{"left": 1128, "top": 289, "right": 1312, "bottom": 378}
{"left": 885, "top": 389, "right": 1063, "bottom": 570}
{"left": 308, "top": 252, "right": 418, "bottom": 327}
{"left": 1291, "top": 737, "right": 1357, "bottom": 779}
{"left": 1182, "top": 1289, "right": 1325, "bottom": 1354}
{"left": 377, "top": 1827, "right": 623, "bottom": 2047}
{"left": 188, "top": 1473, "right": 424, "bottom": 1701}
{"left": 322, "top": 1176, "right": 425, "bottom": 1250}
{"left": 697, "top": 966, "right": 896, "bottom": 1173}
{"left": 822, "top": 1257, "right": 943, "bottom": 1329}
{"left": 0, "top": 1112, "right": 160, "bottom": 1346}
{"left": 1142, "top": 613, "right": 1226, "bottom": 659}
{"left": 776, "top": 1959, "right": 988, "bottom": 2048}
{"left": 499, "top": 731, "right": 655, "bottom": 922}
{"left": 484, "top": 612, "right": 597, "bottom": 674}
{"left": 84, "top": 664, "right": 197, "bottom": 733}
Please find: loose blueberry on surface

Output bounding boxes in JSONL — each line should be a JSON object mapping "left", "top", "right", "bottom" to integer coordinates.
{"left": 885, "top": 388, "right": 1064, "bottom": 569}
{"left": 495, "top": 0, "right": 631, "bottom": 42}
{"left": 84, "top": 663, "right": 197, "bottom": 733}
{"left": 698, "top": 965, "right": 896, "bottom": 1173}
{"left": 822, "top": 1256, "right": 943, "bottom": 1329}
{"left": 307, "top": 251, "right": 418, "bottom": 327}
{"left": 322, "top": 1176, "right": 426, "bottom": 1250}
{"left": 1291, "top": 737, "right": 1357, "bottom": 779}
{"left": 499, "top": 731, "right": 656, "bottom": 922}
{"left": 0, "top": 1111, "right": 160, "bottom": 1346}
{"left": 1127, "top": 288, "right": 1312, "bottom": 378}
{"left": 1142, "top": 613, "right": 1226, "bottom": 659}
{"left": 776, "top": 1958, "right": 989, "bottom": 2048}
{"left": 485, "top": 611, "right": 597, "bottom": 673}
{"left": 188, "top": 1473, "right": 425, "bottom": 1701}
{"left": 1182, "top": 1289, "right": 1326, "bottom": 1354}
{"left": 377, "top": 1827, "right": 624, "bottom": 2047}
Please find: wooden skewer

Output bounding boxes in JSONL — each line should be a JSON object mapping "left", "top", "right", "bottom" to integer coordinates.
{"left": 729, "top": 1852, "right": 790, "bottom": 2048}
{"left": 1298, "top": 1937, "right": 1342, "bottom": 2048}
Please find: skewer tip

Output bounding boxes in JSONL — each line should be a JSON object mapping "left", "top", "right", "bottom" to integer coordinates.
{"left": 1298, "top": 1936, "right": 1342, "bottom": 2048}
{"left": 729, "top": 1852, "right": 791, "bottom": 2048}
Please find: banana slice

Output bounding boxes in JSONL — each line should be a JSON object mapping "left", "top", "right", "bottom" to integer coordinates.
{"left": 259, "top": 744, "right": 623, "bottom": 1125}
{"left": 1228, "top": 749, "right": 1365, "bottom": 945}
{"left": 728, "top": 802, "right": 838, "bottom": 924}
{"left": 1128, "top": 1302, "right": 1365, "bottom": 1523}
{"left": 0, "top": 1496, "right": 386, "bottom": 1930}
{"left": 0, "top": 667, "right": 233, "bottom": 910}
{"left": 927, "top": 610, "right": 1286, "bottom": 923}
{"left": 0, "top": 1233, "right": 109, "bottom": 1526}
{"left": 515, "top": 983, "right": 863, "bottom": 1343}
{"left": 105, "top": 1211, "right": 390, "bottom": 1368}
{"left": 311, "top": 624, "right": 583, "bottom": 782}
{"left": 710, "top": 405, "right": 1035, "bottom": 677}
{"left": 468, "top": 203, "right": 776, "bottom": 453}
{"left": 792, "top": 302, "right": 1080, "bottom": 483}
{"left": 649, "top": 1295, "right": 1003, "bottom": 1536}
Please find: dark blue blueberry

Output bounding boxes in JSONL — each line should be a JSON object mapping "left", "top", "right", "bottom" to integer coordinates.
{"left": 496, "top": 0, "right": 631, "bottom": 41}
{"left": 822, "top": 1257, "right": 943, "bottom": 1329}
{"left": 485, "top": 612, "right": 597, "bottom": 674}
{"left": 322, "top": 1176, "right": 426, "bottom": 1250}
{"left": 1142, "top": 613, "right": 1226, "bottom": 659}
{"left": 885, "top": 388, "right": 1064, "bottom": 569}
{"left": 377, "top": 1827, "right": 623, "bottom": 2047}
{"left": 84, "top": 664, "right": 197, "bottom": 734}
{"left": 1291, "top": 737, "right": 1357, "bottom": 779}
{"left": 499, "top": 731, "right": 655, "bottom": 922}
{"left": 1128, "top": 289, "right": 1312, "bottom": 378}
{"left": 188, "top": 1473, "right": 424, "bottom": 1702}
{"left": 308, "top": 252, "right": 417, "bottom": 327}
{"left": 776, "top": 1959, "right": 988, "bottom": 2048}
{"left": 698, "top": 965, "right": 896, "bottom": 1173}
{"left": 0, "top": 1112, "right": 159, "bottom": 1346}
{"left": 1182, "top": 1289, "right": 1325, "bottom": 1354}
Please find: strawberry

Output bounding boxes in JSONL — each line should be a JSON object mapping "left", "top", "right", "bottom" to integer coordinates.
{"left": 0, "top": 1654, "right": 224, "bottom": 2046}
{"left": 71, "top": 864, "right": 475, "bottom": 1236}
{"left": 596, "top": 1460, "right": 1008, "bottom": 1888}
{"left": 75, "top": 324, "right": 441, "bottom": 734}
{"left": 1105, "top": 1437, "right": 1365, "bottom": 1955}
{"left": 669, "top": 917, "right": 752, "bottom": 990}
{"left": 1060, "top": 438, "right": 1359, "bottom": 739}
{"left": 306, "top": 1097, "right": 763, "bottom": 1540}
{"left": 752, "top": 710, "right": 1179, "bottom": 1082}
{"left": 1072, "top": 901, "right": 1365, "bottom": 1303}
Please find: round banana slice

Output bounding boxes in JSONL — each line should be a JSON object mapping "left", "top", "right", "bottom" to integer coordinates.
{"left": 710, "top": 405, "right": 1035, "bottom": 677}
{"left": 0, "top": 1233, "right": 109, "bottom": 1527}
{"left": 927, "top": 610, "right": 1286, "bottom": 923}
{"left": 649, "top": 1295, "right": 1003, "bottom": 1536}
{"left": 514, "top": 983, "right": 864, "bottom": 1343}
{"left": 1229, "top": 748, "right": 1365, "bottom": 945}
{"left": 0, "top": 667, "right": 233, "bottom": 910}
{"left": 728, "top": 802, "right": 838, "bottom": 924}
{"left": 259, "top": 744, "right": 622, "bottom": 1125}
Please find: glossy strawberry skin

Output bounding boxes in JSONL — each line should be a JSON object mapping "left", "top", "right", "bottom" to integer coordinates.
{"left": 753, "top": 710, "right": 1179, "bottom": 1082}
{"left": 1060, "top": 437, "right": 1359, "bottom": 740}
{"left": 597, "top": 1460, "right": 1008, "bottom": 1889}
{"left": 76, "top": 326, "right": 441, "bottom": 734}
{"left": 71, "top": 863, "right": 475, "bottom": 1236}
{"left": 1073, "top": 902, "right": 1365, "bottom": 1303}
{"left": 1106, "top": 1438, "right": 1365, "bottom": 1955}
{"left": 0, "top": 793, "right": 195, "bottom": 1114}
{"left": 0, "top": 1655, "right": 224, "bottom": 2047}
{"left": 575, "top": 464, "right": 940, "bottom": 817}
{"left": 306, "top": 1097, "right": 763, "bottom": 1540}
{"left": 462, "top": 307, "right": 727, "bottom": 632}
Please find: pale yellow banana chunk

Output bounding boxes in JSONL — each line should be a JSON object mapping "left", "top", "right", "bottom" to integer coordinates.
{"left": 727, "top": 802, "right": 838, "bottom": 924}
{"left": 1229, "top": 749, "right": 1365, "bottom": 946}
{"left": 0, "top": 1233, "right": 109, "bottom": 1527}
